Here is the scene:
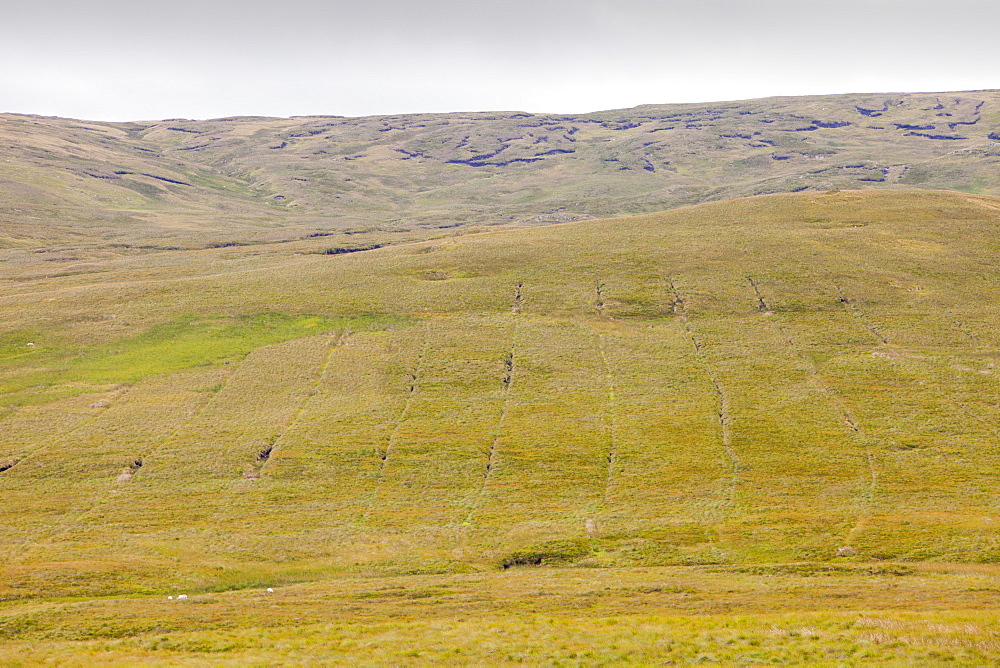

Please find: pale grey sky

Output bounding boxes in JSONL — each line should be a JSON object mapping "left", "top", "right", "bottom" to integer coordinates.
{"left": 3, "top": 0, "right": 998, "bottom": 120}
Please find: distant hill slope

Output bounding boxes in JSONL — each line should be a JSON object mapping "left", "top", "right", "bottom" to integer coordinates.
{"left": 2, "top": 189, "right": 1000, "bottom": 598}
{"left": 2, "top": 91, "right": 999, "bottom": 248}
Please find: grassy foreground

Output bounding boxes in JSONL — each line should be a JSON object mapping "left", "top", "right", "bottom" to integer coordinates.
{"left": 3, "top": 564, "right": 1000, "bottom": 664}
{"left": 2, "top": 189, "right": 1000, "bottom": 661}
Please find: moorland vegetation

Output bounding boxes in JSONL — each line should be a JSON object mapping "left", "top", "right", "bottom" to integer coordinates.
{"left": 2, "top": 90, "right": 999, "bottom": 252}
{"left": 1, "top": 91, "right": 1000, "bottom": 663}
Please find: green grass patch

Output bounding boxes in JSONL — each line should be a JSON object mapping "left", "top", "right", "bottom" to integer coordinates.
{"left": 0, "top": 312, "right": 415, "bottom": 407}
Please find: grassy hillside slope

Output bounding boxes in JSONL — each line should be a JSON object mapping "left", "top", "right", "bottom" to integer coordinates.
{"left": 2, "top": 91, "right": 1000, "bottom": 252}
{"left": 1, "top": 189, "right": 999, "bottom": 602}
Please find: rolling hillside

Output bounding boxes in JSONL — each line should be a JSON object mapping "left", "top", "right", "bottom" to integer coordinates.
{"left": 2, "top": 90, "right": 1000, "bottom": 253}
{"left": 2, "top": 186, "right": 1000, "bottom": 662}
{"left": 4, "top": 89, "right": 1000, "bottom": 660}
{"left": 2, "top": 188, "right": 1000, "bottom": 599}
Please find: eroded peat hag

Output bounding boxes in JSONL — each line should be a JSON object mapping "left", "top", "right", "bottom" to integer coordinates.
{"left": 586, "top": 279, "right": 621, "bottom": 505}
{"left": 742, "top": 275, "right": 879, "bottom": 549}
{"left": 243, "top": 329, "right": 353, "bottom": 481}
{"left": 466, "top": 299, "right": 521, "bottom": 525}
{"left": 359, "top": 324, "right": 432, "bottom": 526}
{"left": 511, "top": 282, "right": 525, "bottom": 315}
{"left": 115, "top": 457, "right": 143, "bottom": 484}
{"left": 836, "top": 285, "right": 889, "bottom": 345}
{"left": 596, "top": 331, "right": 619, "bottom": 504}
{"left": 668, "top": 278, "right": 741, "bottom": 513}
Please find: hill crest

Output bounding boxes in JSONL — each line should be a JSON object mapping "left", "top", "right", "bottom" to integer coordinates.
{"left": 2, "top": 90, "right": 999, "bottom": 253}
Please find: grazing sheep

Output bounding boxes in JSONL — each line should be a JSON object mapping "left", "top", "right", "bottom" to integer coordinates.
{"left": 177, "top": 594, "right": 188, "bottom": 600}
{"left": 267, "top": 588, "right": 274, "bottom": 593}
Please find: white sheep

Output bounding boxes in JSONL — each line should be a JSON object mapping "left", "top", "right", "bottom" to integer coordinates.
{"left": 177, "top": 594, "right": 188, "bottom": 600}
{"left": 267, "top": 588, "right": 274, "bottom": 593}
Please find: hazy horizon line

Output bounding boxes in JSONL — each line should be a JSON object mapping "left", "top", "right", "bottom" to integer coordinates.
{"left": 4, "top": 87, "right": 997, "bottom": 125}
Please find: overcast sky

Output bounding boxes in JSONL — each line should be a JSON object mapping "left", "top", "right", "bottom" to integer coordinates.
{"left": 3, "top": 0, "right": 998, "bottom": 121}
